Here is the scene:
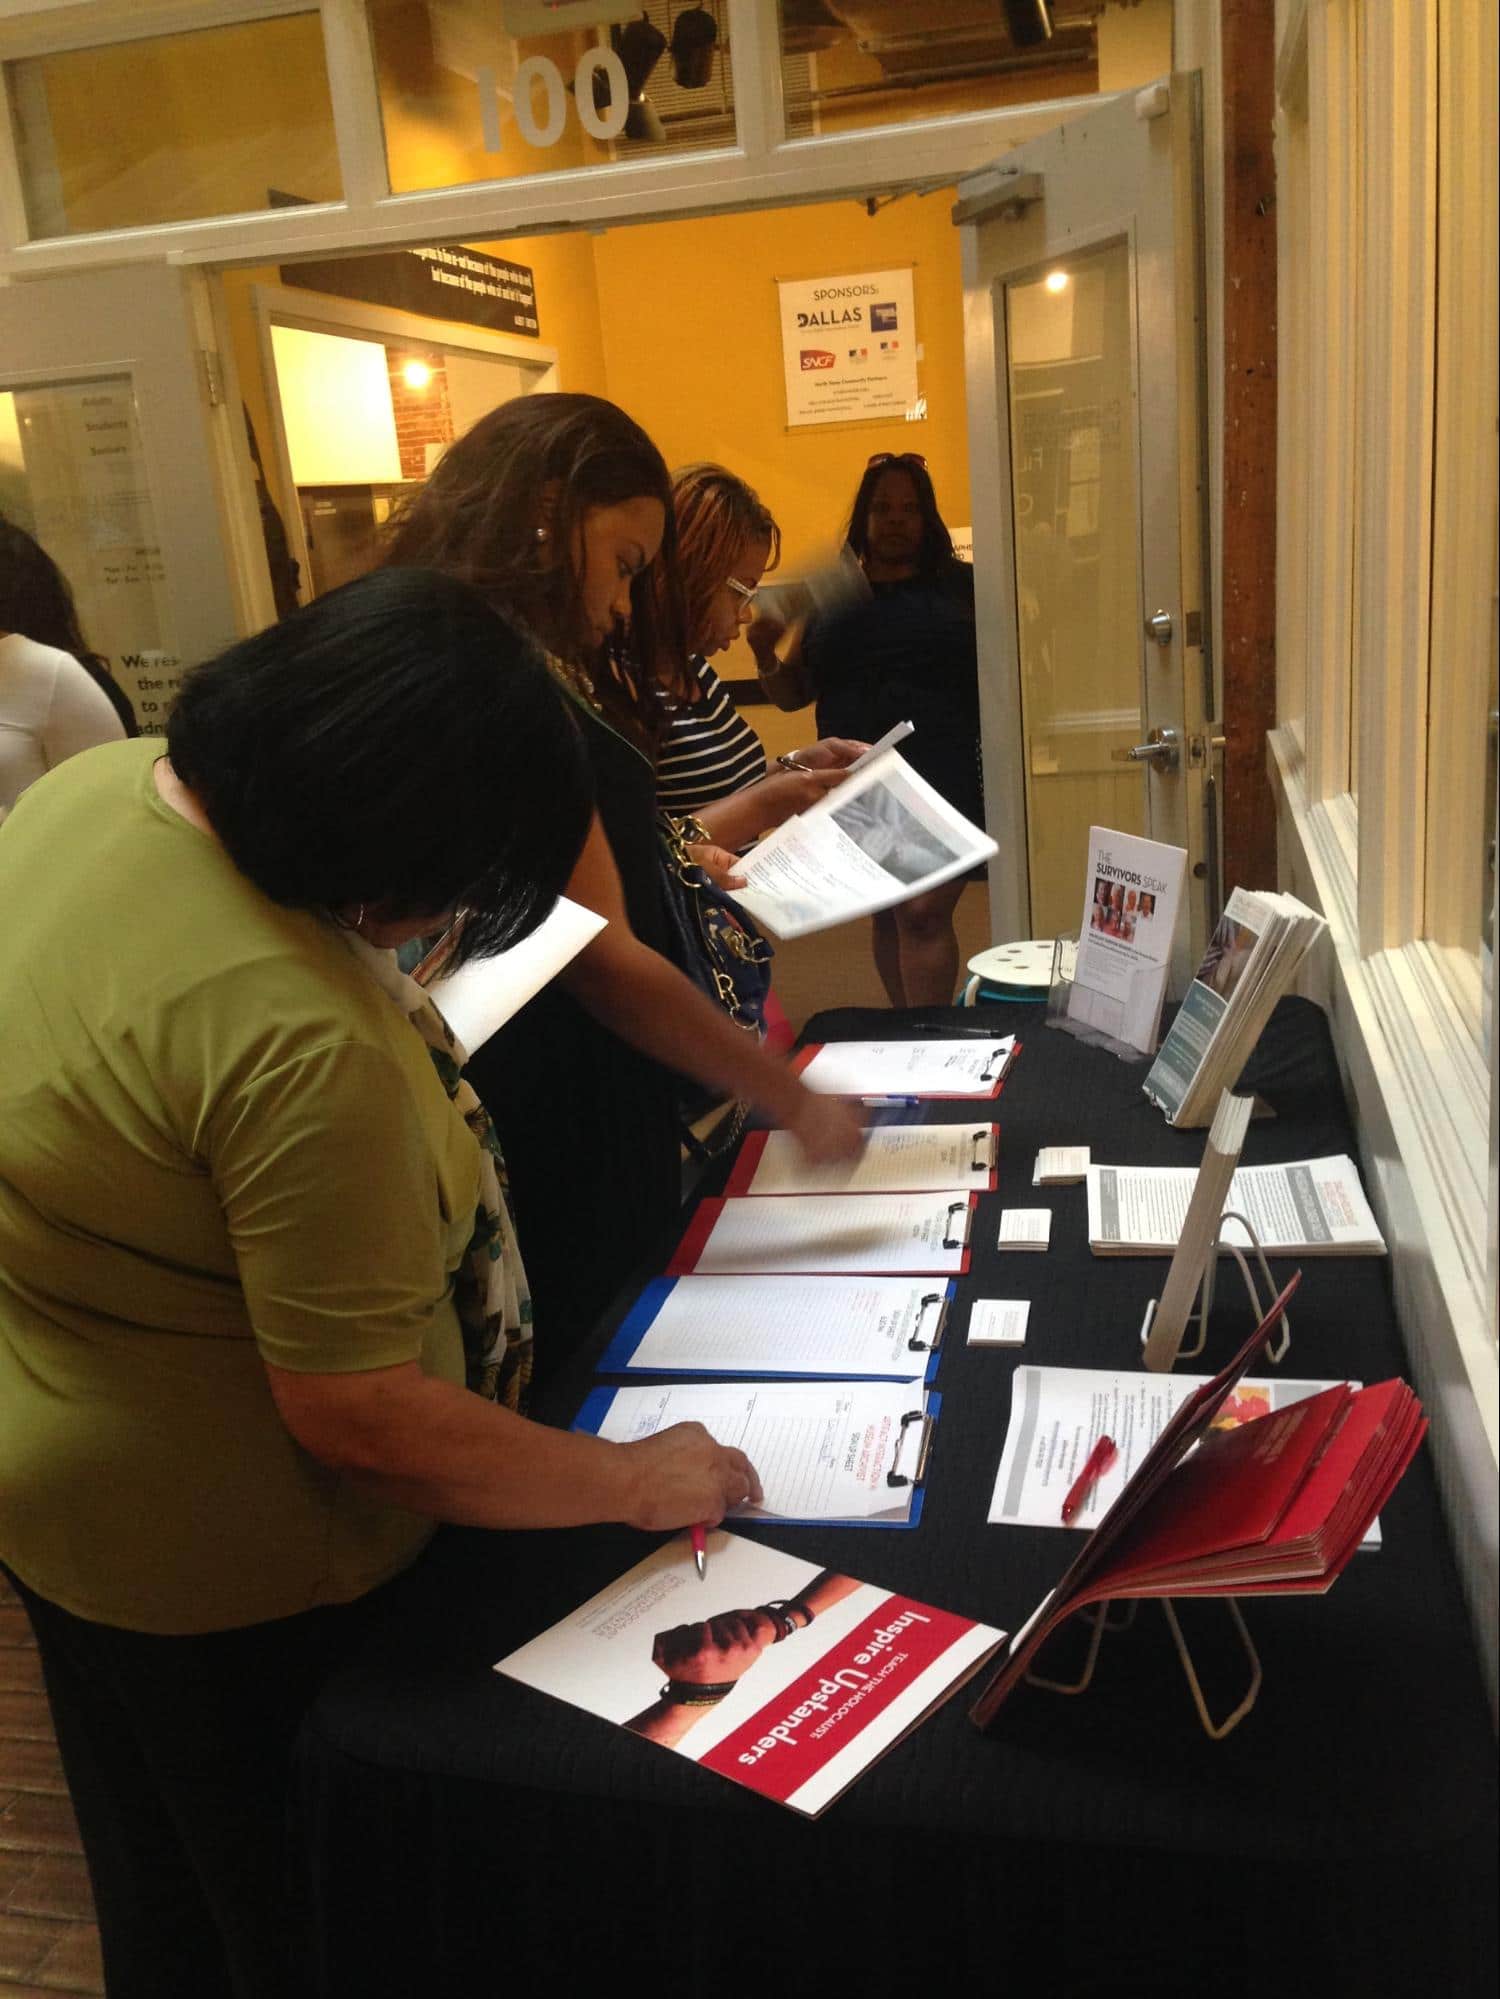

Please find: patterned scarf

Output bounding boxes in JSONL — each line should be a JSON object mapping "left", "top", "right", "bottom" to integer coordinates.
{"left": 339, "top": 932, "right": 534, "bottom": 1410}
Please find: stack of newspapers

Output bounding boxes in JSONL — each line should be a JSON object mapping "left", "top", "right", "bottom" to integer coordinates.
{"left": 1143, "top": 887, "right": 1326, "bottom": 1127}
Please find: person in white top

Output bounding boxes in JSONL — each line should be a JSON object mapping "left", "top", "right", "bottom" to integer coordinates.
{"left": 1, "top": 518, "right": 131, "bottom": 811}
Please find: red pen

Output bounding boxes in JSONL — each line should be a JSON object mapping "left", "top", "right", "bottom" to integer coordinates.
{"left": 690, "top": 1523, "right": 708, "bottom": 1581}
{"left": 1060, "top": 1435, "right": 1118, "bottom": 1525}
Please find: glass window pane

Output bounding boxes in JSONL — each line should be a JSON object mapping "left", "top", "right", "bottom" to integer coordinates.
{"left": 3, "top": 14, "right": 340, "bottom": 238}
{"left": 368, "top": 0, "right": 735, "bottom": 197}
{"left": 0, "top": 376, "right": 175, "bottom": 733}
{"left": 779, "top": 2, "right": 1105, "bottom": 140}
{"left": 1004, "top": 242, "right": 1145, "bottom": 935}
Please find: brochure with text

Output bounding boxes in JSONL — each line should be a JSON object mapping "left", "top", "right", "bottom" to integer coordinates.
{"left": 731, "top": 749, "right": 997, "bottom": 941}
{"left": 1143, "top": 886, "right": 1326, "bottom": 1126}
{"left": 1069, "top": 825, "right": 1187, "bottom": 1053}
{"left": 496, "top": 1532, "right": 1004, "bottom": 1817}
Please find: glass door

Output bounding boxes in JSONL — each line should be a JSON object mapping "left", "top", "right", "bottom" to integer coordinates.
{"left": 957, "top": 77, "right": 1213, "bottom": 979}
{"left": 0, "top": 265, "right": 258, "bottom": 732}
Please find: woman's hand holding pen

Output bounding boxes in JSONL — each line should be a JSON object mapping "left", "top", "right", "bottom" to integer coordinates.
{"left": 619, "top": 1422, "right": 762, "bottom": 1533}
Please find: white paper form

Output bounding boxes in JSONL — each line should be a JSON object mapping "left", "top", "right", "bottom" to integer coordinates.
{"left": 674, "top": 1194, "right": 973, "bottom": 1276}
{"left": 988, "top": 1365, "right": 1364, "bottom": 1529}
{"left": 797, "top": 1038, "right": 1015, "bottom": 1099}
{"left": 423, "top": 897, "right": 606, "bottom": 1055}
{"left": 731, "top": 1124, "right": 996, "bottom": 1196}
{"left": 583, "top": 1381, "right": 927, "bottom": 1522}
{"left": 1086, "top": 1155, "right": 1386, "bottom": 1256}
{"left": 731, "top": 750, "right": 998, "bottom": 942}
{"left": 611, "top": 1276, "right": 947, "bottom": 1377}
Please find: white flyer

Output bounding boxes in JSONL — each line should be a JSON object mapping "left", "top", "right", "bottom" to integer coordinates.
{"left": 1068, "top": 826, "right": 1187, "bottom": 1053}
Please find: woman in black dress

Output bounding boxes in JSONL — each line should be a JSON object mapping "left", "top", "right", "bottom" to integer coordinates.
{"left": 752, "top": 453, "right": 984, "bottom": 1008}
{"left": 382, "top": 397, "right": 860, "bottom": 1380}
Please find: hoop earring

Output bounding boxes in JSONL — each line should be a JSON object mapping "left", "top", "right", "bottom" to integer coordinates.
{"left": 334, "top": 903, "right": 366, "bottom": 933}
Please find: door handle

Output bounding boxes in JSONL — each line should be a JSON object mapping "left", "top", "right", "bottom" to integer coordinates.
{"left": 1111, "top": 726, "right": 1180, "bottom": 772}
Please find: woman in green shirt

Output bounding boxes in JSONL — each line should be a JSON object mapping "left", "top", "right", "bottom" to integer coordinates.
{"left": 0, "top": 568, "right": 757, "bottom": 1999}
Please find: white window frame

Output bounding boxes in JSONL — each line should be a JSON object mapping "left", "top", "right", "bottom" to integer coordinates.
{"left": 0, "top": 1, "right": 1113, "bottom": 275}
{"left": 1267, "top": 0, "right": 1498, "bottom": 1708}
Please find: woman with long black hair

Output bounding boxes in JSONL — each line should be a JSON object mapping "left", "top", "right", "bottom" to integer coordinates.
{"left": 752, "top": 452, "right": 984, "bottom": 1007}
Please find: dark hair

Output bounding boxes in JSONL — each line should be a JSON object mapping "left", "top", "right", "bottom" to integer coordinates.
{"left": 380, "top": 393, "right": 689, "bottom": 742}
{"left": 843, "top": 457, "right": 957, "bottom": 580}
{"left": 665, "top": 463, "right": 780, "bottom": 682}
{"left": 166, "top": 568, "right": 591, "bottom": 969}
{"left": 0, "top": 514, "right": 139, "bottom": 736}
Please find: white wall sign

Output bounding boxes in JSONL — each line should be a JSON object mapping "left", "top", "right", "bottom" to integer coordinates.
{"left": 777, "top": 268, "right": 920, "bottom": 428}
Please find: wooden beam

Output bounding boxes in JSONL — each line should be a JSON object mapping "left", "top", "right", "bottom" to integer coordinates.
{"left": 1220, "top": 0, "right": 1279, "bottom": 889}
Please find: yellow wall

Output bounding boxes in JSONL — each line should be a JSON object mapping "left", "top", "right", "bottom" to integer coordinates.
{"left": 592, "top": 193, "right": 971, "bottom": 571}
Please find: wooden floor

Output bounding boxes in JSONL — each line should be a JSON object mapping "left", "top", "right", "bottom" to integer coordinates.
{"left": 0, "top": 1584, "right": 102, "bottom": 1997}
{"left": 770, "top": 879, "right": 994, "bottom": 1029}
{"left": 0, "top": 887, "right": 999, "bottom": 1995}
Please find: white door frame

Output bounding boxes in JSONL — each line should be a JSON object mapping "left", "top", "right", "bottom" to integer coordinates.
{"left": 249, "top": 280, "right": 559, "bottom": 600}
{"left": 0, "top": 261, "right": 271, "bottom": 669}
{"left": 957, "top": 76, "right": 1212, "bottom": 971}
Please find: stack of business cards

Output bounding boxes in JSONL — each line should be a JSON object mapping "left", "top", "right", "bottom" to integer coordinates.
{"left": 1033, "top": 1145, "right": 1090, "bottom": 1186}
{"left": 997, "top": 1209, "right": 1052, "bottom": 1252}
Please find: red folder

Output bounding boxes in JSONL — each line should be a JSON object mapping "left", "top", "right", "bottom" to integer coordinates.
{"left": 970, "top": 1276, "right": 1427, "bottom": 1731}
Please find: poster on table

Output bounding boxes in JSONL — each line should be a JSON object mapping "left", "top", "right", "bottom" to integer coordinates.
{"left": 778, "top": 268, "right": 919, "bottom": 428}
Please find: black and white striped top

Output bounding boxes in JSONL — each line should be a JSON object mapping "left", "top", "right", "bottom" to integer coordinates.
{"left": 656, "top": 656, "right": 767, "bottom": 814}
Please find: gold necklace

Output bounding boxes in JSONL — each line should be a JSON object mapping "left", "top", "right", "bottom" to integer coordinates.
{"left": 544, "top": 652, "right": 600, "bottom": 714}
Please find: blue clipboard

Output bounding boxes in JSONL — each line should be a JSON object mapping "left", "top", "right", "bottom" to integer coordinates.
{"left": 595, "top": 1277, "right": 952, "bottom": 1382}
{"left": 571, "top": 1390, "right": 940, "bottom": 1531}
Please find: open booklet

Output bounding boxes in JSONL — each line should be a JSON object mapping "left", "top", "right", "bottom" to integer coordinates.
{"left": 575, "top": 1381, "right": 937, "bottom": 1526}
{"left": 1066, "top": 825, "right": 1187, "bottom": 1054}
{"left": 969, "top": 1276, "right": 1427, "bottom": 1731}
{"left": 730, "top": 747, "right": 997, "bottom": 941}
{"left": 495, "top": 1531, "right": 1004, "bottom": 1817}
{"left": 988, "top": 1357, "right": 1380, "bottom": 1532}
{"left": 1143, "top": 886, "right": 1326, "bottom": 1126}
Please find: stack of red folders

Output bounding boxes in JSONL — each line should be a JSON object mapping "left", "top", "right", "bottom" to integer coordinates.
{"left": 970, "top": 1273, "right": 1428, "bottom": 1730}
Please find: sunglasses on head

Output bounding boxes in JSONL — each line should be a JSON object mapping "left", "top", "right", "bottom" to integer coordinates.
{"left": 866, "top": 451, "right": 928, "bottom": 471}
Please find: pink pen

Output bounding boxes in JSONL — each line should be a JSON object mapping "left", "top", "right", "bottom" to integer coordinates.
{"left": 690, "top": 1523, "right": 708, "bottom": 1581}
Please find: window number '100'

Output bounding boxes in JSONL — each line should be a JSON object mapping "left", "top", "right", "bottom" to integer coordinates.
{"left": 477, "top": 48, "right": 630, "bottom": 153}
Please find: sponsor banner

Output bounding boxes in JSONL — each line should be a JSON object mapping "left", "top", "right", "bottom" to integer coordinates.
{"left": 697, "top": 1593, "right": 974, "bottom": 1803}
{"left": 778, "top": 268, "right": 919, "bottom": 428}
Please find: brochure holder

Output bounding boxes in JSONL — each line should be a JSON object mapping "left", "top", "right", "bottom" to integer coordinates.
{"left": 1044, "top": 933, "right": 1164, "bottom": 1066}
{"left": 1139, "top": 1211, "right": 1293, "bottom": 1368}
{"left": 1024, "top": 1595, "right": 1263, "bottom": 1741}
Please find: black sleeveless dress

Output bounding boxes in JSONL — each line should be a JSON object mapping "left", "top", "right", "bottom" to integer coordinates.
{"left": 464, "top": 702, "right": 683, "bottom": 1386}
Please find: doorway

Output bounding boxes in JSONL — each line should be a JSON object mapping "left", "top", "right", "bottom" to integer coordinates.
{"left": 249, "top": 286, "right": 558, "bottom": 605}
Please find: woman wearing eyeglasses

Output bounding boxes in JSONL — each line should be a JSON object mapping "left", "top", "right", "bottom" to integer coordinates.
{"left": 751, "top": 451, "right": 983, "bottom": 1007}
{"left": 654, "top": 463, "right": 864, "bottom": 837}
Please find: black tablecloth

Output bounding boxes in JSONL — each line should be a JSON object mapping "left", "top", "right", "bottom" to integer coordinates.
{"left": 295, "top": 999, "right": 1497, "bottom": 1998}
